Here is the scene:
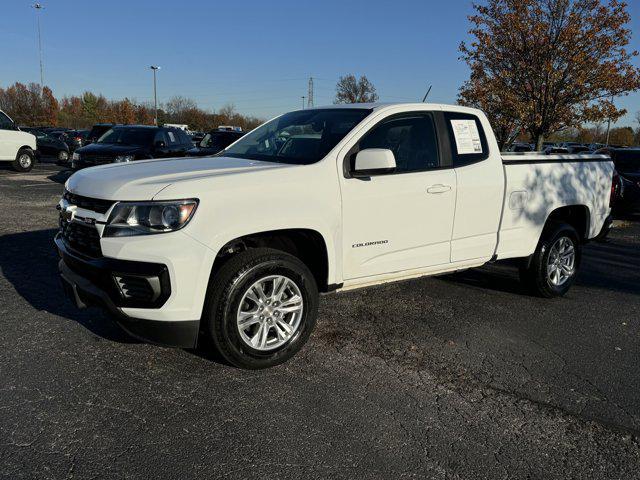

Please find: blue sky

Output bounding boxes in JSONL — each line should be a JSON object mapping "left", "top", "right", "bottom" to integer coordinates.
{"left": 1, "top": 0, "right": 639, "bottom": 125}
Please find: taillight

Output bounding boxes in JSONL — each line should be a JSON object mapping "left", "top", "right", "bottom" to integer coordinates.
{"left": 610, "top": 171, "right": 620, "bottom": 207}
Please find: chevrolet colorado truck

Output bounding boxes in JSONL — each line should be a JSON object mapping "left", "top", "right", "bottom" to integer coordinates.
{"left": 56, "top": 103, "right": 615, "bottom": 369}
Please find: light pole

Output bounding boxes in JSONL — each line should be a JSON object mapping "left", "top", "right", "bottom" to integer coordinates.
{"left": 301, "top": 96, "right": 305, "bottom": 109}
{"left": 150, "top": 66, "right": 160, "bottom": 125}
{"left": 32, "top": 2, "right": 45, "bottom": 90}
{"left": 605, "top": 94, "right": 614, "bottom": 146}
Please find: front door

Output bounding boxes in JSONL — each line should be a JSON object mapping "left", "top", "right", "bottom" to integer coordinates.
{"left": 340, "top": 112, "right": 456, "bottom": 280}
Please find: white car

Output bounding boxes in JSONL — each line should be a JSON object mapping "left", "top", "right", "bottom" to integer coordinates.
{"left": 56, "top": 103, "right": 615, "bottom": 369}
{"left": 0, "top": 110, "right": 37, "bottom": 172}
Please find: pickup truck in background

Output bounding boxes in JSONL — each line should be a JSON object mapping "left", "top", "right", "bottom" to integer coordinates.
{"left": 0, "top": 109, "right": 37, "bottom": 172}
{"left": 55, "top": 103, "right": 615, "bottom": 369}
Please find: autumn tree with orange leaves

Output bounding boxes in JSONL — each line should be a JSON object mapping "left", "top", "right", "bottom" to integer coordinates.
{"left": 459, "top": 0, "right": 640, "bottom": 150}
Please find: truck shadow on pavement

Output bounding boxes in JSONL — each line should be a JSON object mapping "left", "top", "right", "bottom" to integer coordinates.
{"left": 445, "top": 224, "right": 640, "bottom": 297}
{"left": 0, "top": 228, "right": 140, "bottom": 344}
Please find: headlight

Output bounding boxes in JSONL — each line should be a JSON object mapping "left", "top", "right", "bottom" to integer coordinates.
{"left": 103, "top": 200, "right": 198, "bottom": 237}
{"left": 114, "top": 155, "right": 134, "bottom": 163}
{"left": 72, "top": 152, "right": 80, "bottom": 160}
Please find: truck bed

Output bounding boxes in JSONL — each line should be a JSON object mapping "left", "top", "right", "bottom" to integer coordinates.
{"left": 496, "top": 153, "right": 614, "bottom": 260}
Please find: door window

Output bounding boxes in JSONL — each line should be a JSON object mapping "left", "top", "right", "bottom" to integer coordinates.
{"left": 154, "top": 131, "right": 168, "bottom": 145}
{"left": 0, "top": 112, "right": 15, "bottom": 130}
{"left": 443, "top": 112, "right": 489, "bottom": 167}
{"left": 357, "top": 114, "right": 440, "bottom": 173}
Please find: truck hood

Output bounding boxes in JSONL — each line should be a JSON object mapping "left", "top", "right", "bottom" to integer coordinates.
{"left": 65, "top": 156, "right": 290, "bottom": 200}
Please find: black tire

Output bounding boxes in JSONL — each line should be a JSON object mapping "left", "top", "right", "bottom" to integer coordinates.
{"left": 202, "top": 248, "right": 319, "bottom": 369}
{"left": 519, "top": 222, "right": 581, "bottom": 298}
{"left": 12, "top": 148, "right": 35, "bottom": 172}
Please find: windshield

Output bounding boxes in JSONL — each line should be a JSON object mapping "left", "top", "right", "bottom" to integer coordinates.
{"left": 613, "top": 150, "right": 640, "bottom": 174}
{"left": 223, "top": 108, "right": 372, "bottom": 164}
{"left": 199, "top": 132, "right": 241, "bottom": 149}
{"left": 97, "top": 127, "right": 155, "bottom": 146}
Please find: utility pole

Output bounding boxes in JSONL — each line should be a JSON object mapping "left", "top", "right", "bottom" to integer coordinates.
{"left": 605, "top": 94, "right": 614, "bottom": 146}
{"left": 150, "top": 66, "right": 160, "bottom": 125}
{"left": 32, "top": 3, "right": 45, "bottom": 90}
{"left": 307, "top": 77, "right": 314, "bottom": 108}
{"left": 301, "top": 96, "right": 306, "bottom": 109}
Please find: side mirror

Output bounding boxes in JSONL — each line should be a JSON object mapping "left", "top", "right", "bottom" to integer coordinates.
{"left": 353, "top": 148, "right": 396, "bottom": 176}
{"left": 154, "top": 140, "right": 166, "bottom": 149}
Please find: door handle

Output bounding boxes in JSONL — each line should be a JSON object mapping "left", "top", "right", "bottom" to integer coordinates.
{"left": 426, "top": 184, "right": 452, "bottom": 194}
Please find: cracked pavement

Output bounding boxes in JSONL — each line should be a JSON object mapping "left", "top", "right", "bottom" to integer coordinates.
{"left": 1, "top": 163, "right": 639, "bottom": 479}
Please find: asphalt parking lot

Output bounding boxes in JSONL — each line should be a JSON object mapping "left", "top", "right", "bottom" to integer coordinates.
{"left": 1, "top": 161, "right": 639, "bottom": 479}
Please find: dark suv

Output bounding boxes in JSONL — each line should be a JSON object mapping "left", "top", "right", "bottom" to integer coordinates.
{"left": 71, "top": 125, "right": 193, "bottom": 170}
{"left": 597, "top": 148, "right": 640, "bottom": 215}
{"left": 187, "top": 129, "right": 245, "bottom": 156}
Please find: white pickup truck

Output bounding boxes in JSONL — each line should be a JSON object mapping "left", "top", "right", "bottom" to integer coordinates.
{"left": 56, "top": 103, "right": 615, "bottom": 368}
{"left": 0, "top": 110, "right": 37, "bottom": 172}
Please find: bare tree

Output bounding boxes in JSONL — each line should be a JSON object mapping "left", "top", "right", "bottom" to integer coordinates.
{"left": 334, "top": 74, "right": 379, "bottom": 104}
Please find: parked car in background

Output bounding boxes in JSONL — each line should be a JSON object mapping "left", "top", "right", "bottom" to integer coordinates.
{"left": 567, "top": 145, "right": 591, "bottom": 154}
{"left": 506, "top": 142, "right": 533, "bottom": 152}
{"left": 0, "top": 110, "right": 37, "bottom": 172}
{"left": 71, "top": 125, "right": 193, "bottom": 170}
{"left": 85, "top": 123, "right": 116, "bottom": 145}
{"left": 57, "top": 103, "right": 615, "bottom": 369}
{"left": 560, "top": 142, "right": 582, "bottom": 149}
{"left": 28, "top": 129, "right": 71, "bottom": 163}
{"left": 190, "top": 131, "right": 205, "bottom": 145}
{"left": 63, "top": 130, "right": 89, "bottom": 151}
{"left": 187, "top": 129, "right": 245, "bottom": 156}
{"left": 596, "top": 147, "right": 640, "bottom": 215}
{"left": 543, "top": 146, "right": 569, "bottom": 154}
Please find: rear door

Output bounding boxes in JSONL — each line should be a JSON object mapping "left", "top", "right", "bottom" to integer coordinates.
{"left": 340, "top": 111, "right": 457, "bottom": 280}
{"left": 443, "top": 111, "right": 504, "bottom": 263}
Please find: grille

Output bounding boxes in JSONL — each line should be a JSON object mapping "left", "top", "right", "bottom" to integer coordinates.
{"left": 63, "top": 190, "right": 114, "bottom": 214}
{"left": 60, "top": 219, "right": 102, "bottom": 258}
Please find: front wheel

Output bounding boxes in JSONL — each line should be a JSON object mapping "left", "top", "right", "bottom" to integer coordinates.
{"left": 202, "top": 248, "right": 319, "bottom": 369}
{"left": 519, "top": 222, "right": 581, "bottom": 298}
{"left": 12, "top": 149, "right": 35, "bottom": 172}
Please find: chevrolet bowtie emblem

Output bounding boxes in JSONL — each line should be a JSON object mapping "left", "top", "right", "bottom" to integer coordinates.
{"left": 61, "top": 208, "right": 74, "bottom": 223}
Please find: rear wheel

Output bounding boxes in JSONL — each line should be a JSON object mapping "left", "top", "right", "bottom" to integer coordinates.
{"left": 12, "top": 149, "right": 35, "bottom": 172}
{"left": 202, "top": 248, "right": 319, "bottom": 369}
{"left": 519, "top": 222, "right": 581, "bottom": 298}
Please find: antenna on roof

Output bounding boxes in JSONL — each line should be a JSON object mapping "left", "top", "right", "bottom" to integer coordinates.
{"left": 422, "top": 85, "right": 432, "bottom": 103}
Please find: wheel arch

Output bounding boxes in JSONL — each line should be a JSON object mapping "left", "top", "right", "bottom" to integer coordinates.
{"left": 544, "top": 204, "right": 591, "bottom": 241}
{"left": 210, "top": 228, "right": 333, "bottom": 293}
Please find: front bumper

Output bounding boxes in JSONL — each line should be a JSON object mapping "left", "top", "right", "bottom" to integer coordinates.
{"left": 55, "top": 234, "right": 200, "bottom": 348}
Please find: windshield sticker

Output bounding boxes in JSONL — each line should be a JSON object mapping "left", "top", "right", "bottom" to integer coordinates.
{"left": 451, "top": 119, "right": 482, "bottom": 154}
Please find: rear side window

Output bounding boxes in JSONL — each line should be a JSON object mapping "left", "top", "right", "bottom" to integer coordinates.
{"left": 443, "top": 112, "right": 489, "bottom": 167}
{"left": 166, "top": 130, "right": 179, "bottom": 145}
{"left": 358, "top": 113, "right": 440, "bottom": 173}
